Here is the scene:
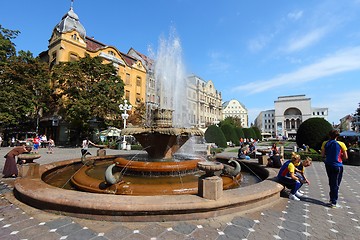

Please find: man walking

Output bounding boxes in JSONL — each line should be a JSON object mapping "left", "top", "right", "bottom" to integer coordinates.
{"left": 321, "top": 130, "right": 348, "bottom": 208}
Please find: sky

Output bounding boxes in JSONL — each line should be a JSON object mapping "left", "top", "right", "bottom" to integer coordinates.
{"left": 1, "top": 0, "right": 360, "bottom": 126}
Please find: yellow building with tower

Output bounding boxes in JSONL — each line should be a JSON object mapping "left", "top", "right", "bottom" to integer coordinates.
{"left": 41, "top": 5, "right": 147, "bottom": 107}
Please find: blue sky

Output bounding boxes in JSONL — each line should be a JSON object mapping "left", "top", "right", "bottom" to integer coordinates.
{"left": 1, "top": 0, "right": 360, "bottom": 125}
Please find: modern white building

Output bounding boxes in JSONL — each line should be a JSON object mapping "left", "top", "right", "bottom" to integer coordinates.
{"left": 222, "top": 99, "right": 248, "bottom": 127}
{"left": 255, "top": 95, "right": 328, "bottom": 138}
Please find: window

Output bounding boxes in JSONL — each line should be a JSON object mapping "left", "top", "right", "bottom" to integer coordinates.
{"left": 69, "top": 53, "right": 78, "bottom": 62}
{"left": 108, "top": 50, "right": 115, "bottom": 56}
{"left": 136, "top": 76, "right": 141, "bottom": 87}
{"left": 126, "top": 73, "right": 130, "bottom": 85}
{"left": 71, "top": 33, "right": 78, "bottom": 41}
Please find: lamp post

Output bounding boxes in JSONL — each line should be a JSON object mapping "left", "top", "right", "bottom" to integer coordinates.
{"left": 119, "top": 100, "right": 132, "bottom": 150}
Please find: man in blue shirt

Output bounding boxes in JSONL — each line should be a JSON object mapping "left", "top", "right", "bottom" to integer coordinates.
{"left": 321, "top": 130, "right": 348, "bottom": 208}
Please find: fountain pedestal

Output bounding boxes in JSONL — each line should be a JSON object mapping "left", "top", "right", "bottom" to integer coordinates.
{"left": 197, "top": 161, "right": 224, "bottom": 200}
{"left": 198, "top": 175, "right": 223, "bottom": 200}
{"left": 18, "top": 163, "right": 40, "bottom": 178}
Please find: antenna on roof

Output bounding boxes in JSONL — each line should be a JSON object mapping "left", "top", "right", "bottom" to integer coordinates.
{"left": 70, "top": 0, "right": 74, "bottom": 9}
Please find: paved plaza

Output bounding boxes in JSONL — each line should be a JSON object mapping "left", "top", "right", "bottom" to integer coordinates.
{"left": 0, "top": 146, "right": 360, "bottom": 239}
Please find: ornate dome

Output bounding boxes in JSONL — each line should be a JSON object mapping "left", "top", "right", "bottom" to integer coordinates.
{"left": 54, "top": 7, "right": 86, "bottom": 39}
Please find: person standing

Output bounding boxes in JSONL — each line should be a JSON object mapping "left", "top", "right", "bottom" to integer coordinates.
{"left": 47, "top": 138, "right": 55, "bottom": 154}
{"left": 81, "top": 138, "right": 96, "bottom": 156}
{"left": 33, "top": 135, "right": 40, "bottom": 153}
{"left": 0, "top": 135, "right": 3, "bottom": 148}
{"left": 321, "top": 130, "right": 348, "bottom": 208}
{"left": 2, "top": 145, "right": 29, "bottom": 178}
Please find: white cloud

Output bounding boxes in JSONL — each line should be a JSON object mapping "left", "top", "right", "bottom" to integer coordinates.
{"left": 234, "top": 46, "right": 360, "bottom": 94}
{"left": 285, "top": 27, "right": 328, "bottom": 53}
{"left": 287, "top": 10, "right": 303, "bottom": 20}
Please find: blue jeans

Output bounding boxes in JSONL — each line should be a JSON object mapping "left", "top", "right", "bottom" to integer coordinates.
{"left": 325, "top": 164, "right": 343, "bottom": 205}
{"left": 278, "top": 176, "right": 302, "bottom": 194}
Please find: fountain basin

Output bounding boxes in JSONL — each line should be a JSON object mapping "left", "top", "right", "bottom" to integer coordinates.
{"left": 13, "top": 155, "right": 283, "bottom": 221}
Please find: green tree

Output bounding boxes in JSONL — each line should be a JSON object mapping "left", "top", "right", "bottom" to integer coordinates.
{"left": 251, "top": 126, "right": 262, "bottom": 140}
{"left": 235, "top": 127, "right": 244, "bottom": 141}
{"left": 243, "top": 128, "right": 256, "bottom": 140}
{"left": 0, "top": 50, "right": 51, "bottom": 130}
{"left": 0, "top": 24, "right": 19, "bottom": 62}
{"left": 204, "top": 125, "right": 227, "bottom": 148}
{"left": 52, "top": 54, "right": 124, "bottom": 141}
{"left": 352, "top": 102, "right": 360, "bottom": 131}
{"left": 219, "top": 116, "right": 242, "bottom": 128}
{"left": 220, "top": 124, "right": 239, "bottom": 145}
{"left": 296, "top": 117, "right": 333, "bottom": 151}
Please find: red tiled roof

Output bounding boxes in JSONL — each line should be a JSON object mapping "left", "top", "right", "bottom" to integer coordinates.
{"left": 120, "top": 52, "right": 138, "bottom": 66}
{"left": 86, "top": 37, "right": 106, "bottom": 52}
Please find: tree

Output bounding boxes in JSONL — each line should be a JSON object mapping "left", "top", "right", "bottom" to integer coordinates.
{"left": 352, "top": 102, "right": 360, "bottom": 131}
{"left": 52, "top": 54, "right": 124, "bottom": 141}
{"left": 251, "top": 126, "right": 262, "bottom": 140}
{"left": 204, "top": 125, "right": 227, "bottom": 148}
{"left": 235, "top": 127, "right": 244, "bottom": 140}
{"left": 0, "top": 50, "right": 51, "bottom": 130}
{"left": 296, "top": 117, "right": 333, "bottom": 151}
{"left": 220, "top": 124, "right": 239, "bottom": 145}
{"left": 219, "top": 116, "right": 242, "bottom": 128}
{"left": 127, "top": 102, "right": 146, "bottom": 127}
{"left": 243, "top": 128, "right": 256, "bottom": 140}
{"left": 0, "top": 25, "right": 19, "bottom": 62}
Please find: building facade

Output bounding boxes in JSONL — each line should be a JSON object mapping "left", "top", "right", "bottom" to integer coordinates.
{"left": 188, "top": 75, "right": 223, "bottom": 127}
{"left": 42, "top": 6, "right": 147, "bottom": 107}
{"left": 222, "top": 100, "right": 248, "bottom": 127}
{"left": 255, "top": 95, "right": 328, "bottom": 138}
{"left": 254, "top": 110, "right": 275, "bottom": 138}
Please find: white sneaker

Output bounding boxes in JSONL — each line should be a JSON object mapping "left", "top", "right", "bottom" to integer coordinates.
{"left": 295, "top": 191, "right": 303, "bottom": 197}
{"left": 289, "top": 193, "right": 300, "bottom": 201}
{"left": 298, "top": 190, "right": 304, "bottom": 194}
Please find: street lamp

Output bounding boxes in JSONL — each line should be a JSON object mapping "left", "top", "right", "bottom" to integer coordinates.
{"left": 119, "top": 100, "right": 132, "bottom": 150}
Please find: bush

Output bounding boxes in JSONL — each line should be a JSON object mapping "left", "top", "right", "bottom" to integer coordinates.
{"left": 296, "top": 118, "right": 333, "bottom": 151}
{"left": 205, "top": 125, "right": 227, "bottom": 148}
{"left": 243, "top": 128, "right": 256, "bottom": 140}
{"left": 284, "top": 151, "right": 323, "bottom": 162}
{"left": 221, "top": 124, "right": 239, "bottom": 146}
{"left": 235, "top": 127, "right": 245, "bottom": 141}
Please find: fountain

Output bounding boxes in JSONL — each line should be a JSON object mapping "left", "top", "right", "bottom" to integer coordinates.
{"left": 13, "top": 30, "right": 283, "bottom": 221}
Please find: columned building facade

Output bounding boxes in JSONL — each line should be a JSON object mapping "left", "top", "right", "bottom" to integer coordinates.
{"left": 255, "top": 95, "right": 328, "bottom": 139}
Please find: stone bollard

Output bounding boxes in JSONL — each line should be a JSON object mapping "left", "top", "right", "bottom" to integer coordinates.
{"left": 198, "top": 175, "right": 223, "bottom": 200}
{"left": 18, "top": 163, "right": 40, "bottom": 178}
{"left": 97, "top": 149, "right": 106, "bottom": 156}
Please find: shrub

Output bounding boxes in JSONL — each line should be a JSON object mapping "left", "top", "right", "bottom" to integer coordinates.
{"left": 296, "top": 117, "right": 333, "bottom": 151}
{"left": 221, "top": 124, "right": 240, "bottom": 145}
{"left": 243, "top": 128, "right": 256, "bottom": 140}
{"left": 204, "top": 125, "right": 227, "bottom": 148}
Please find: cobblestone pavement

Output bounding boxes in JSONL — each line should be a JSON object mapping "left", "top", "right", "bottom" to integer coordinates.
{"left": 0, "top": 147, "right": 360, "bottom": 239}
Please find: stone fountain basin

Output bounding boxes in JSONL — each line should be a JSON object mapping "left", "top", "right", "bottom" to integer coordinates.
{"left": 13, "top": 155, "right": 283, "bottom": 222}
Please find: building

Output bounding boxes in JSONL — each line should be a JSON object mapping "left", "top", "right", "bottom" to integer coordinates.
{"left": 255, "top": 95, "right": 328, "bottom": 139}
{"left": 188, "top": 75, "right": 223, "bottom": 127}
{"left": 222, "top": 100, "right": 248, "bottom": 127}
{"left": 254, "top": 110, "right": 275, "bottom": 138}
{"left": 41, "top": 6, "right": 147, "bottom": 107}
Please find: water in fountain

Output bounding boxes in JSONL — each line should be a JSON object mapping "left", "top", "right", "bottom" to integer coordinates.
{"left": 153, "top": 27, "right": 189, "bottom": 128}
